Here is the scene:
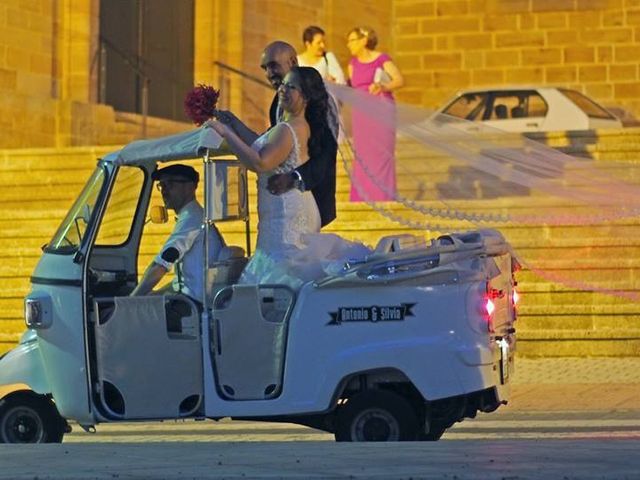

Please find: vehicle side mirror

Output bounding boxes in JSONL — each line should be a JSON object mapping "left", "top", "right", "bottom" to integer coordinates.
{"left": 149, "top": 205, "right": 168, "bottom": 224}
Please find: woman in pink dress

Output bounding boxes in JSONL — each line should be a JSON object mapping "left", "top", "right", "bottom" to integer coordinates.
{"left": 346, "top": 26, "right": 404, "bottom": 202}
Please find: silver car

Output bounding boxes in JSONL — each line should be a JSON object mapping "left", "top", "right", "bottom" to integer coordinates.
{"left": 437, "top": 87, "right": 622, "bottom": 132}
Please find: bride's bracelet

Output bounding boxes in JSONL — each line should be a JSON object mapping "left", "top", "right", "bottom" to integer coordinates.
{"left": 291, "top": 170, "right": 305, "bottom": 191}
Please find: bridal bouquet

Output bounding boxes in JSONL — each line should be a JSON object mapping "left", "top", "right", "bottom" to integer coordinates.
{"left": 184, "top": 84, "right": 220, "bottom": 126}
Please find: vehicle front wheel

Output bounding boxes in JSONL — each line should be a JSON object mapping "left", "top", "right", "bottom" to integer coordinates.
{"left": 0, "top": 393, "right": 66, "bottom": 443}
{"left": 335, "top": 390, "right": 418, "bottom": 442}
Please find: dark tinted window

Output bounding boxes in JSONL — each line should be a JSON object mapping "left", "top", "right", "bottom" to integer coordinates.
{"left": 488, "top": 91, "right": 548, "bottom": 120}
{"left": 443, "top": 93, "right": 488, "bottom": 120}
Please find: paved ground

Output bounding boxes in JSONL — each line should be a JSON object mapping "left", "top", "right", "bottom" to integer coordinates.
{"left": 1, "top": 439, "right": 639, "bottom": 479}
{"left": 1, "top": 356, "right": 639, "bottom": 479}
{"left": 508, "top": 356, "right": 640, "bottom": 411}
{"left": 513, "top": 357, "right": 640, "bottom": 384}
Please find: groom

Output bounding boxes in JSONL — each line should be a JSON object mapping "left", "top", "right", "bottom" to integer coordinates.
{"left": 215, "top": 41, "right": 337, "bottom": 228}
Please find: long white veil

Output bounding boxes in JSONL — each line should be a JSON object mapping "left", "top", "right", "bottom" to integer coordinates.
{"left": 328, "top": 83, "right": 640, "bottom": 300}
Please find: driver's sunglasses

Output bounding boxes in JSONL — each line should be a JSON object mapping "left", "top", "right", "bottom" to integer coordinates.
{"left": 155, "top": 179, "right": 191, "bottom": 191}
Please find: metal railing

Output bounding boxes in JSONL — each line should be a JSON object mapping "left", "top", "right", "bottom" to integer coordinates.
{"left": 93, "top": 52, "right": 273, "bottom": 138}
{"left": 213, "top": 61, "right": 271, "bottom": 88}
{"left": 213, "top": 61, "right": 272, "bottom": 119}
{"left": 98, "top": 35, "right": 150, "bottom": 138}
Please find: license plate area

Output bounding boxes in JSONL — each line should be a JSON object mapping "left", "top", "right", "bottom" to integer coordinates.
{"left": 497, "top": 338, "right": 510, "bottom": 384}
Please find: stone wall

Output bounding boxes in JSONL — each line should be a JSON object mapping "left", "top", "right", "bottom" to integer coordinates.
{"left": 0, "top": 0, "right": 56, "bottom": 147}
{"left": 392, "top": 0, "right": 640, "bottom": 116}
{"left": 0, "top": 0, "right": 100, "bottom": 148}
{"left": 0, "top": 0, "right": 394, "bottom": 147}
{"left": 197, "top": 0, "right": 393, "bottom": 134}
{"left": 1, "top": 0, "right": 639, "bottom": 147}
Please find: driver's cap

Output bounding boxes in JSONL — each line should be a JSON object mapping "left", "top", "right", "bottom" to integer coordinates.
{"left": 152, "top": 164, "right": 199, "bottom": 184}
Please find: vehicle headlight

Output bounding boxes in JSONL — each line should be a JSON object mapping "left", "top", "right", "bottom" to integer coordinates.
{"left": 24, "top": 294, "right": 53, "bottom": 329}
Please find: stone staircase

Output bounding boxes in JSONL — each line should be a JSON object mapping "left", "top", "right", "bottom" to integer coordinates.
{"left": 1, "top": 127, "right": 640, "bottom": 356}
{"left": 106, "top": 112, "right": 192, "bottom": 145}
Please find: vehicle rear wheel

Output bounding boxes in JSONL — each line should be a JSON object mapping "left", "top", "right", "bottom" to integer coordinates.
{"left": 335, "top": 390, "right": 418, "bottom": 442}
{"left": 0, "top": 394, "right": 65, "bottom": 443}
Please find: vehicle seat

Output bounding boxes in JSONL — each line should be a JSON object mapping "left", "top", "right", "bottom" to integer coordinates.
{"left": 511, "top": 106, "right": 526, "bottom": 118}
{"left": 373, "top": 234, "right": 426, "bottom": 255}
{"left": 494, "top": 104, "right": 508, "bottom": 119}
{"left": 206, "top": 245, "right": 248, "bottom": 297}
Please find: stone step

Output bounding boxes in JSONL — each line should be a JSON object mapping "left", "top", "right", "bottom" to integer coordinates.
{"left": 9, "top": 246, "right": 640, "bottom": 272}
{"left": 0, "top": 146, "right": 114, "bottom": 167}
{"left": 516, "top": 331, "right": 640, "bottom": 357}
{"left": 4, "top": 200, "right": 640, "bottom": 230}
{"left": 2, "top": 289, "right": 640, "bottom": 319}
{"left": 108, "top": 113, "right": 192, "bottom": 145}
{"left": 2, "top": 194, "right": 638, "bottom": 213}
{"left": 0, "top": 320, "right": 29, "bottom": 354}
{"left": 525, "top": 126, "right": 640, "bottom": 146}
{"left": 3, "top": 271, "right": 639, "bottom": 300}
{"left": 114, "top": 111, "right": 191, "bottom": 130}
{"left": 3, "top": 291, "right": 636, "bottom": 317}
{"left": 2, "top": 141, "right": 637, "bottom": 172}
{"left": 0, "top": 168, "right": 96, "bottom": 186}
{"left": 518, "top": 302, "right": 640, "bottom": 316}
{"left": 1, "top": 129, "right": 640, "bottom": 357}
{"left": 517, "top": 313, "right": 640, "bottom": 331}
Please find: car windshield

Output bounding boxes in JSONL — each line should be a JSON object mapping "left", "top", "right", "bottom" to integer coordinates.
{"left": 559, "top": 89, "right": 616, "bottom": 120}
{"left": 46, "top": 167, "right": 106, "bottom": 254}
{"left": 442, "top": 93, "right": 488, "bottom": 120}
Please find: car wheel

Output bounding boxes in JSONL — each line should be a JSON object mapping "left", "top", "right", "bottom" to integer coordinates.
{"left": 0, "top": 394, "right": 65, "bottom": 443}
{"left": 335, "top": 390, "right": 418, "bottom": 442}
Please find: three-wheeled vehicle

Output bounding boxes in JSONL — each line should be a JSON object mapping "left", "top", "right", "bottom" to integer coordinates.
{"left": 0, "top": 126, "right": 518, "bottom": 443}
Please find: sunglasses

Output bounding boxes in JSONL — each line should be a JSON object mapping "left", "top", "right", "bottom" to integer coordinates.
{"left": 155, "top": 179, "right": 192, "bottom": 191}
{"left": 348, "top": 27, "right": 369, "bottom": 42}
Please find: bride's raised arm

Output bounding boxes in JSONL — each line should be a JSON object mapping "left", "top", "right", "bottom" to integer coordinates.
{"left": 208, "top": 120, "right": 294, "bottom": 173}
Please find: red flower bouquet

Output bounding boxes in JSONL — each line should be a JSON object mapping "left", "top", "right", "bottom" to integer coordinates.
{"left": 184, "top": 84, "right": 220, "bottom": 126}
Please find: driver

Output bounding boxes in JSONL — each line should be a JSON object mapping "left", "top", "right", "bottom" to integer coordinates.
{"left": 130, "top": 164, "right": 224, "bottom": 304}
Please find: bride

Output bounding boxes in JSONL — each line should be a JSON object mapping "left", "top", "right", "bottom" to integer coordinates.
{"left": 209, "top": 66, "right": 348, "bottom": 287}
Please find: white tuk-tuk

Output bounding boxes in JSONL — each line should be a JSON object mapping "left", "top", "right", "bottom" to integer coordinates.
{"left": 0, "top": 126, "right": 518, "bottom": 443}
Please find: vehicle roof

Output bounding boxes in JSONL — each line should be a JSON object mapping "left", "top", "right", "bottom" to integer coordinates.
{"left": 107, "top": 126, "right": 226, "bottom": 168}
{"left": 452, "top": 86, "right": 570, "bottom": 95}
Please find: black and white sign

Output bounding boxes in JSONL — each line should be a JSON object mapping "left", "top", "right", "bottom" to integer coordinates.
{"left": 328, "top": 303, "right": 416, "bottom": 325}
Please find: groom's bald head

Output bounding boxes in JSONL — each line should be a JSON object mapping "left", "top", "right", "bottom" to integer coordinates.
{"left": 260, "top": 41, "right": 298, "bottom": 89}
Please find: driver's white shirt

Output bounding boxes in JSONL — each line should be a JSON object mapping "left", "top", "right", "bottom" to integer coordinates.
{"left": 154, "top": 199, "right": 224, "bottom": 302}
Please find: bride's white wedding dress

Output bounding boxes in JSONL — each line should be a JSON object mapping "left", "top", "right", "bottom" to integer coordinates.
{"left": 240, "top": 122, "right": 370, "bottom": 288}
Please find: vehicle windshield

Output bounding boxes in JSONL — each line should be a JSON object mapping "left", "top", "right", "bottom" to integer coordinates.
{"left": 46, "top": 167, "right": 106, "bottom": 254}
{"left": 442, "top": 93, "right": 488, "bottom": 120}
{"left": 559, "top": 89, "right": 616, "bottom": 120}
{"left": 95, "top": 166, "right": 145, "bottom": 246}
